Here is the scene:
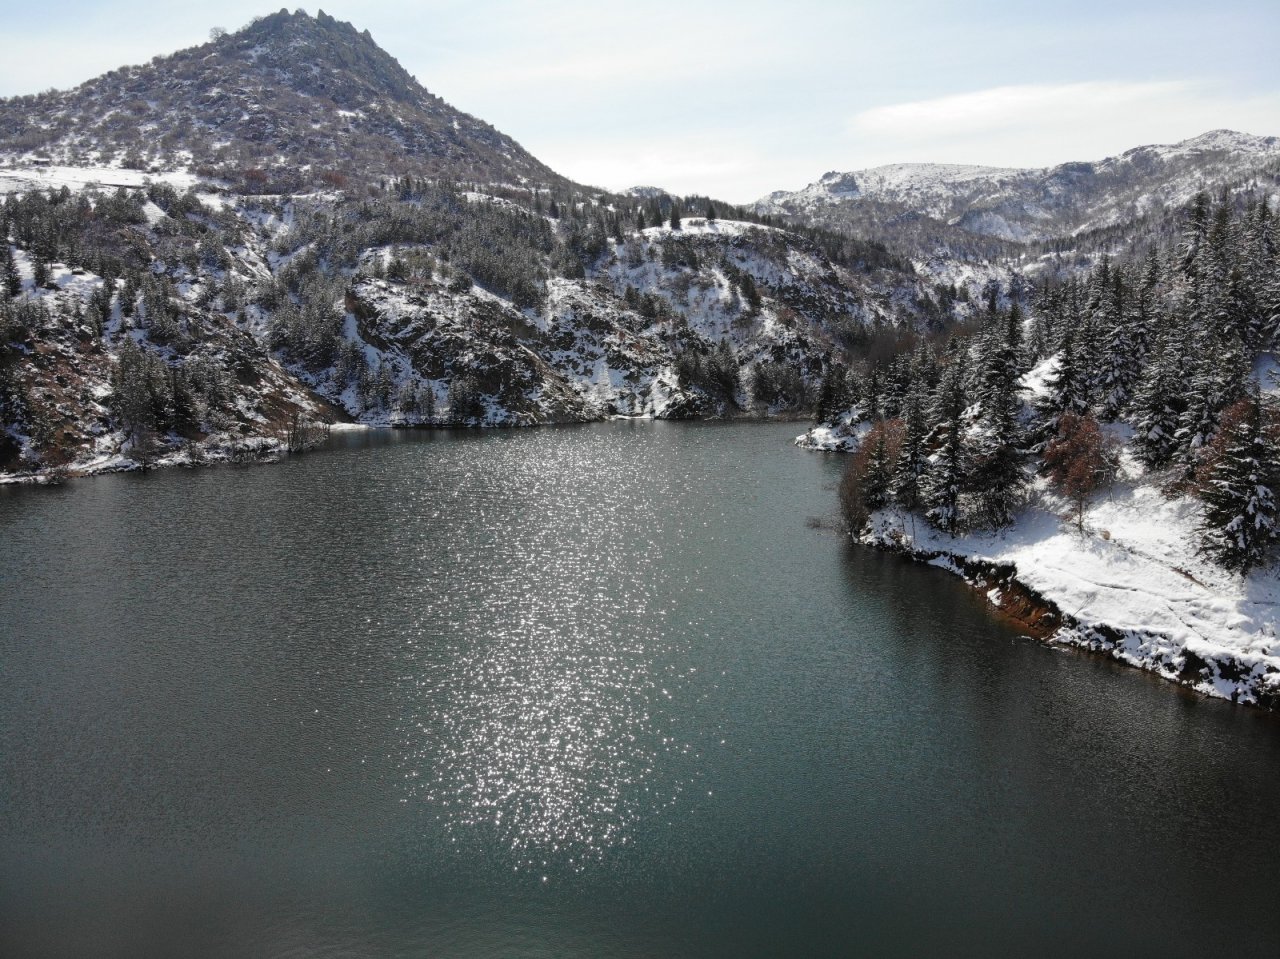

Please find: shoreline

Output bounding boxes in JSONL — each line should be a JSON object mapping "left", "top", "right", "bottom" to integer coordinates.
{"left": 0, "top": 412, "right": 817, "bottom": 486}
{"left": 863, "top": 525, "right": 1280, "bottom": 711}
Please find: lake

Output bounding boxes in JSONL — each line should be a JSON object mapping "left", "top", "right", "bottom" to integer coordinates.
{"left": 2, "top": 421, "right": 1278, "bottom": 958}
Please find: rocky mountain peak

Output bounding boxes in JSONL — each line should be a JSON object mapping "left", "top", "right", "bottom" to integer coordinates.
{"left": 0, "top": 8, "right": 565, "bottom": 192}
{"left": 210, "top": 8, "right": 423, "bottom": 108}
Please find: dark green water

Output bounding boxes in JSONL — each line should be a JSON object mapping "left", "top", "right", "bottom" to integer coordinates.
{"left": 1, "top": 421, "right": 1278, "bottom": 958}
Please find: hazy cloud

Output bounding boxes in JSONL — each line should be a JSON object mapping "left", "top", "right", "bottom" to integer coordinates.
{"left": 839, "top": 82, "right": 1280, "bottom": 174}
{"left": 850, "top": 82, "right": 1193, "bottom": 139}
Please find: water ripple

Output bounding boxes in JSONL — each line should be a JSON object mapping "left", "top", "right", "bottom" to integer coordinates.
{"left": 392, "top": 430, "right": 701, "bottom": 872}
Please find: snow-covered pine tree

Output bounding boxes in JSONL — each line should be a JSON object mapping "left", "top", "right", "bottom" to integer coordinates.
{"left": 1198, "top": 391, "right": 1278, "bottom": 575}
{"left": 1176, "top": 331, "right": 1248, "bottom": 474}
{"left": 881, "top": 353, "right": 911, "bottom": 419}
{"left": 1034, "top": 326, "right": 1091, "bottom": 441}
{"left": 891, "top": 380, "right": 929, "bottom": 519}
{"left": 863, "top": 427, "right": 893, "bottom": 511}
{"left": 1, "top": 242, "right": 20, "bottom": 298}
{"left": 862, "top": 366, "right": 883, "bottom": 422}
{"left": 1178, "top": 191, "right": 1212, "bottom": 280}
{"left": 1096, "top": 267, "right": 1141, "bottom": 420}
{"left": 1131, "top": 326, "right": 1187, "bottom": 470}
{"left": 1129, "top": 251, "right": 1160, "bottom": 363}
{"left": 922, "top": 353, "right": 969, "bottom": 536}
{"left": 1242, "top": 198, "right": 1280, "bottom": 348}
{"left": 968, "top": 390, "right": 1025, "bottom": 530}
{"left": 973, "top": 303, "right": 1022, "bottom": 407}
{"left": 814, "top": 364, "right": 852, "bottom": 424}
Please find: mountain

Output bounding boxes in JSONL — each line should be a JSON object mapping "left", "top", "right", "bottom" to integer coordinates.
{"left": 0, "top": 8, "right": 564, "bottom": 192}
{"left": 758, "top": 130, "right": 1280, "bottom": 249}
{"left": 0, "top": 11, "right": 947, "bottom": 480}
{"left": 5, "top": 13, "right": 1278, "bottom": 483}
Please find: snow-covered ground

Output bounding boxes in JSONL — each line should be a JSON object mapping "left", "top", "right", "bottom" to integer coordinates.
{"left": 855, "top": 462, "right": 1280, "bottom": 707}
{"left": 800, "top": 351, "right": 1280, "bottom": 708}
{"left": 760, "top": 163, "right": 1028, "bottom": 214}
{"left": 0, "top": 163, "right": 201, "bottom": 195}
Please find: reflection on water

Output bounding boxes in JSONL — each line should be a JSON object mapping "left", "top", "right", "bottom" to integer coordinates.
{"left": 392, "top": 435, "right": 703, "bottom": 870}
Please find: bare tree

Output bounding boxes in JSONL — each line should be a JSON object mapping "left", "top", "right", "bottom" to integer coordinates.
{"left": 1043, "top": 413, "right": 1118, "bottom": 532}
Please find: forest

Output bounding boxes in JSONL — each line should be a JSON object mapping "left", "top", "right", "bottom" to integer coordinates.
{"left": 833, "top": 189, "right": 1280, "bottom": 574}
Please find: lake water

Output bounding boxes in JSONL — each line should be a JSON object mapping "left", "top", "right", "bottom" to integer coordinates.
{"left": 2, "top": 421, "right": 1278, "bottom": 958}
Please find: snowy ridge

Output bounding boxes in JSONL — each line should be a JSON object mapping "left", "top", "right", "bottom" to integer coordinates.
{"left": 764, "top": 163, "right": 1029, "bottom": 213}
{"left": 1132, "top": 129, "right": 1280, "bottom": 162}
{"left": 759, "top": 129, "right": 1280, "bottom": 245}
{"left": 0, "top": 153, "right": 934, "bottom": 479}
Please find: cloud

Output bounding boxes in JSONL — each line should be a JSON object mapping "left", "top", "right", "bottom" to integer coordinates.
{"left": 533, "top": 132, "right": 765, "bottom": 199}
{"left": 850, "top": 81, "right": 1193, "bottom": 139}
{"left": 841, "top": 81, "right": 1280, "bottom": 170}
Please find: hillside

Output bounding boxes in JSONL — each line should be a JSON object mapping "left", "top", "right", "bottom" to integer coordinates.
{"left": 760, "top": 130, "right": 1280, "bottom": 254}
{"left": 1, "top": 10, "right": 988, "bottom": 480}
{"left": 797, "top": 186, "right": 1280, "bottom": 708}
{"left": 3, "top": 12, "right": 1278, "bottom": 485}
{"left": 0, "top": 8, "right": 565, "bottom": 192}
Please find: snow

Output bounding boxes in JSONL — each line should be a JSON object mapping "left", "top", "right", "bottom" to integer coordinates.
{"left": 863, "top": 462, "right": 1280, "bottom": 707}
{"left": 1019, "top": 354, "right": 1060, "bottom": 401}
{"left": 761, "top": 163, "right": 1028, "bottom": 214}
{"left": 0, "top": 163, "right": 201, "bottom": 195}
{"left": 1252, "top": 352, "right": 1280, "bottom": 394}
{"left": 795, "top": 415, "right": 870, "bottom": 453}
{"left": 641, "top": 217, "right": 776, "bottom": 240}
{"left": 141, "top": 200, "right": 168, "bottom": 225}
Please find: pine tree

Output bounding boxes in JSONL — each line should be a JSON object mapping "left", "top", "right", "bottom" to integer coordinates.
{"left": 975, "top": 305, "right": 1022, "bottom": 410}
{"left": 1176, "top": 331, "right": 1248, "bottom": 473}
{"left": 891, "top": 382, "right": 928, "bottom": 525}
{"left": 1095, "top": 268, "right": 1140, "bottom": 420}
{"left": 814, "top": 365, "right": 848, "bottom": 423}
{"left": 669, "top": 201, "right": 682, "bottom": 231}
{"left": 862, "top": 366, "right": 882, "bottom": 422}
{"left": 863, "top": 427, "right": 893, "bottom": 511}
{"left": 421, "top": 382, "right": 437, "bottom": 422}
{"left": 1, "top": 244, "right": 20, "bottom": 298}
{"left": 1035, "top": 327, "right": 1090, "bottom": 440}
{"left": 1131, "top": 329, "right": 1186, "bottom": 469}
{"left": 922, "top": 357, "right": 969, "bottom": 536}
{"left": 968, "top": 396, "right": 1025, "bottom": 530}
{"left": 1198, "top": 393, "right": 1278, "bottom": 575}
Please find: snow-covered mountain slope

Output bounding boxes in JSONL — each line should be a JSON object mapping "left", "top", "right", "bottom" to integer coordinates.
{"left": 759, "top": 130, "right": 1280, "bottom": 246}
{"left": 0, "top": 158, "right": 949, "bottom": 480}
{"left": 1, "top": 10, "right": 982, "bottom": 480}
{"left": 0, "top": 9, "right": 565, "bottom": 192}
{"left": 761, "top": 163, "right": 1030, "bottom": 216}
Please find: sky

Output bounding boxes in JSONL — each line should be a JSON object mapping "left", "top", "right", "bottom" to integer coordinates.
{"left": 2, "top": 0, "right": 1278, "bottom": 203}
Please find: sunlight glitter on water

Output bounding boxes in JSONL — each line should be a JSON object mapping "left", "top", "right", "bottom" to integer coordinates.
{"left": 393, "top": 431, "right": 704, "bottom": 872}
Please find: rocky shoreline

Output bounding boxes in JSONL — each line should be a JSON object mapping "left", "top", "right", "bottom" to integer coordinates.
{"left": 865, "top": 528, "right": 1280, "bottom": 711}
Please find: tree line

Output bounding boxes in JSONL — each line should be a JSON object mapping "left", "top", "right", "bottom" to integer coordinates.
{"left": 836, "top": 189, "right": 1280, "bottom": 574}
